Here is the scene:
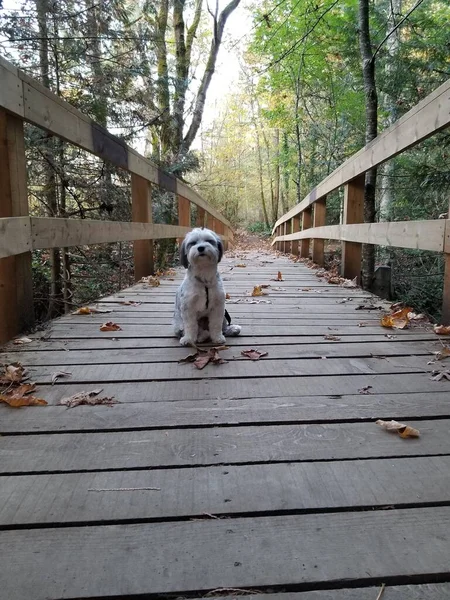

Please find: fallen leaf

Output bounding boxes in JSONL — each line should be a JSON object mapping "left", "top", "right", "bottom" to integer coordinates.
{"left": 141, "top": 276, "right": 160, "bottom": 287}
{"left": 341, "top": 276, "right": 358, "bottom": 288}
{"left": 13, "top": 337, "right": 33, "bottom": 345}
{"left": 381, "top": 306, "right": 413, "bottom": 330}
{"left": 119, "top": 301, "right": 141, "bottom": 306}
{"left": 358, "top": 385, "right": 373, "bottom": 394}
{"left": 241, "top": 349, "right": 268, "bottom": 360}
{"left": 376, "top": 419, "right": 420, "bottom": 438}
{"left": 51, "top": 370, "right": 72, "bottom": 385}
{"left": 100, "top": 322, "right": 122, "bottom": 332}
{"left": 434, "top": 324, "right": 450, "bottom": 335}
{"left": 0, "top": 363, "right": 26, "bottom": 384}
{"left": 356, "top": 305, "right": 382, "bottom": 311}
{"left": 180, "top": 346, "right": 229, "bottom": 370}
{"left": 431, "top": 370, "right": 450, "bottom": 381}
{"left": 434, "top": 347, "right": 450, "bottom": 361}
{"left": 251, "top": 285, "right": 266, "bottom": 297}
{"left": 327, "top": 276, "right": 342, "bottom": 285}
{"left": 0, "top": 392, "right": 47, "bottom": 407}
{"left": 324, "top": 334, "right": 341, "bottom": 341}
{"left": 235, "top": 263, "right": 247, "bottom": 268}
{"left": 58, "top": 389, "right": 117, "bottom": 408}
{"left": 272, "top": 271, "right": 284, "bottom": 281}
{"left": 71, "top": 306, "right": 112, "bottom": 315}
{"left": 301, "top": 288, "right": 312, "bottom": 291}
{"left": 226, "top": 293, "right": 231, "bottom": 299}
{"left": 384, "top": 334, "right": 397, "bottom": 339}
{"left": 178, "top": 352, "right": 199, "bottom": 364}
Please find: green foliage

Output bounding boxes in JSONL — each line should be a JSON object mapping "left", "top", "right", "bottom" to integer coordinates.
{"left": 247, "top": 221, "right": 272, "bottom": 236}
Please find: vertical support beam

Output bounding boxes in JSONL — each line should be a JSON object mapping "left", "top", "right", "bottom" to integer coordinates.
{"left": 292, "top": 215, "right": 300, "bottom": 256}
{"left": 341, "top": 175, "right": 365, "bottom": 283}
{"left": 196, "top": 206, "right": 206, "bottom": 228}
{"left": 131, "top": 174, "right": 154, "bottom": 281}
{"left": 300, "top": 208, "right": 312, "bottom": 258}
{"left": 0, "top": 111, "right": 34, "bottom": 344}
{"left": 177, "top": 195, "right": 191, "bottom": 244}
{"left": 276, "top": 225, "right": 282, "bottom": 252}
{"left": 215, "top": 221, "right": 227, "bottom": 250}
{"left": 312, "top": 198, "right": 326, "bottom": 266}
{"left": 442, "top": 200, "right": 450, "bottom": 324}
{"left": 284, "top": 219, "right": 292, "bottom": 254}
{"left": 206, "top": 212, "right": 215, "bottom": 231}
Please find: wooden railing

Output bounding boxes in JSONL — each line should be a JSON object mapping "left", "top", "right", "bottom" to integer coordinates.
{"left": 272, "top": 78, "right": 450, "bottom": 322}
{"left": 0, "top": 56, "right": 232, "bottom": 343}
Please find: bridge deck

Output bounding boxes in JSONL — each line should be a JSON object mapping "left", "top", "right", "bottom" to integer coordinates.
{"left": 1, "top": 247, "right": 450, "bottom": 599}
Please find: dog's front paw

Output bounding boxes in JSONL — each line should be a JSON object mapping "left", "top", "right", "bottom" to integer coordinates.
{"left": 180, "top": 336, "right": 196, "bottom": 347}
{"left": 210, "top": 333, "right": 226, "bottom": 345}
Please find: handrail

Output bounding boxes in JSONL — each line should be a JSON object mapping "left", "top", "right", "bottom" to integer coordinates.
{"left": 0, "top": 56, "right": 232, "bottom": 343}
{"left": 271, "top": 78, "right": 450, "bottom": 323}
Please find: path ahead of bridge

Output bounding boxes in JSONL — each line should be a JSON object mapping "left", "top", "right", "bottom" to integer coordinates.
{"left": 1, "top": 245, "right": 450, "bottom": 599}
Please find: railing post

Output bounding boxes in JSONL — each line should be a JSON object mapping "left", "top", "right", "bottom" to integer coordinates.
{"left": 276, "top": 225, "right": 283, "bottom": 252}
{"left": 292, "top": 215, "right": 300, "bottom": 256}
{"left": 283, "top": 219, "right": 292, "bottom": 253}
{"left": 0, "top": 110, "right": 34, "bottom": 344}
{"left": 341, "top": 175, "right": 365, "bottom": 284}
{"left": 300, "top": 208, "right": 312, "bottom": 258}
{"left": 196, "top": 207, "right": 206, "bottom": 228}
{"left": 312, "top": 198, "right": 326, "bottom": 266}
{"left": 131, "top": 174, "right": 154, "bottom": 281}
{"left": 177, "top": 194, "right": 191, "bottom": 245}
{"left": 442, "top": 201, "right": 450, "bottom": 324}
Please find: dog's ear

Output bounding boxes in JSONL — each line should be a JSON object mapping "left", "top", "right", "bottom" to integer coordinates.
{"left": 216, "top": 236, "right": 224, "bottom": 263}
{"left": 180, "top": 239, "right": 189, "bottom": 268}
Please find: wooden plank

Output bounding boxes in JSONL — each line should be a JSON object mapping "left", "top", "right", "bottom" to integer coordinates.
{"left": 342, "top": 175, "right": 364, "bottom": 283}
{"left": 1, "top": 390, "right": 450, "bottom": 434}
{"left": 28, "top": 372, "right": 450, "bottom": 405}
{"left": 0, "top": 420, "right": 447, "bottom": 474}
{"left": 30, "top": 217, "right": 191, "bottom": 248}
{"left": 0, "top": 216, "right": 31, "bottom": 258}
{"left": 206, "top": 212, "right": 215, "bottom": 231}
{"left": 301, "top": 207, "right": 312, "bottom": 257}
{"left": 312, "top": 198, "right": 326, "bottom": 265}
{"left": 2, "top": 507, "right": 450, "bottom": 598}
{"left": 0, "top": 58, "right": 24, "bottom": 116}
{"left": 131, "top": 174, "right": 154, "bottom": 280}
{"left": 273, "top": 78, "right": 450, "bottom": 230}
{"left": 196, "top": 206, "right": 205, "bottom": 227}
{"left": 442, "top": 202, "right": 450, "bottom": 323}
{"left": 1, "top": 456, "right": 449, "bottom": 525}
{"left": 273, "top": 219, "right": 448, "bottom": 253}
{"left": 292, "top": 215, "right": 300, "bottom": 256}
{"left": 283, "top": 219, "right": 292, "bottom": 253}
{"left": 0, "top": 112, "right": 34, "bottom": 344}
{"left": 177, "top": 194, "right": 191, "bottom": 246}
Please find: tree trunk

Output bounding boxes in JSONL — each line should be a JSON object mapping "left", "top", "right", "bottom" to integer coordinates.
{"left": 183, "top": 0, "right": 241, "bottom": 151}
{"left": 294, "top": 93, "right": 302, "bottom": 203}
{"left": 155, "top": 0, "right": 171, "bottom": 160}
{"left": 358, "top": 0, "right": 378, "bottom": 290}
{"left": 281, "top": 131, "right": 290, "bottom": 212}
{"left": 274, "top": 128, "right": 283, "bottom": 215}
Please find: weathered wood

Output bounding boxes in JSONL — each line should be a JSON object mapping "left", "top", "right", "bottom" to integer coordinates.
{"left": 0, "top": 111, "right": 34, "bottom": 343}
{"left": 0, "top": 420, "right": 444, "bottom": 474}
{"left": 283, "top": 219, "right": 292, "bottom": 253}
{"left": 1, "top": 391, "right": 449, "bottom": 434}
{"left": 206, "top": 212, "right": 215, "bottom": 231}
{"left": 0, "top": 216, "right": 31, "bottom": 258}
{"left": 2, "top": 507, "right": 450, "bottom": 599}
{"left": 29, "top": 371, "right": 450, "bottom": 405}
{"left": 342, "top": 175, "right": 364, "bottom": 283}
{"left": 273, "top": 77, "right": 450, "bottom": 230}
{"left": 196, "top": 206, "right": 205, "bottom": 228}
{"left": 291, "top": 215, "right": 300, "bottom": 256}
{"left": 177, "top": 194, "right": 191, "bottom": 245}
{"left": 273, "top": 219, "right": 448, "bottom": 254}
{"left": 131, "top": 174, "right": 154, "bottom": 279}
{"left": 442, "top": 203, "right": 450, "bottom": 323}
{"left": 312, "top": 198, "right": 326, "bottom": 265}
{"left": 1, "top": 456, "right": 449, "bottom": 525}
{"left": 301, "top": 207, "right": 312, "bottom": 258}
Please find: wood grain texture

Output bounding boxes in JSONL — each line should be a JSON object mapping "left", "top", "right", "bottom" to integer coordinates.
{"left": 2, "top": 507, "right": 450, "bottom": 598}
{"left": 1, "top": 456, "right": 449, "bottom": 525}
{"left": 131, "top": 174, "right": 154, "bottom": 279}
{"left": 342, "top": 175, "right": 364, "bottom": 283}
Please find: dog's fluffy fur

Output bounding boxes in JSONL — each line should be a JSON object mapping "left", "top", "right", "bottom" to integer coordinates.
{"left": 174, "top": 228, "right": 241, "bottom": 346}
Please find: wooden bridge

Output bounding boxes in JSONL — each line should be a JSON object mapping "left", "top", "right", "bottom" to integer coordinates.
{"left": 1, "top": 56, "right": 450, "bottom": 599}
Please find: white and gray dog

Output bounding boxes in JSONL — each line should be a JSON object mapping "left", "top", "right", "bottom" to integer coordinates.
{"left": 174, "top": 228, "right": 241, "bottom": 346}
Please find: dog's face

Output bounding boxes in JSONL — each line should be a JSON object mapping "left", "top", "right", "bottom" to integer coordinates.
{"left": 180, "top": 228, "right": 223, "bottom": 269}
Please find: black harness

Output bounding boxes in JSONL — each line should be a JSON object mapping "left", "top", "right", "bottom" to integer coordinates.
{"left": 197, "top": 276, "right": 232, "bottom": 325}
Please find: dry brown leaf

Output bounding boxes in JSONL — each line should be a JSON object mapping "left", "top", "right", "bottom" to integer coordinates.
{"left": 226, "top": 293, "right": 231, "bottom": 299}
{"left": 381, "top": 306, "right": 413, "bottom": 330}
{"left": 100, "top": 322, "right": 122, "bottom": 332}
{"left": 251, "top": 285, "right": 266, "bottom": 297}
{"left": 13, "top": 337, "right": 33, "bottom": 345}
{"left": 235, "top": 263, "right": 247, "bottom": 268}
{"left": 180, "top": 346, "right": 228, "bottom": 370}
{"left": 434, "top": 346, "right": 450, "bottom": 361}
{"left": 51, "top": 370, "right": 72, "bottom": 385}
{"left": 341, "top": 276, "right": 358, "bottom": 288}
{"left": 301, "top": 288, "right": 312, "bottom": 291}
{"left": 434, "top": 324, "right": 450, "bottom": 335}
{"left": 72, "top": 306, "right": 112, "bottom": 315}
{"left": 358, "top": 385, "right": 373, "bottom": 394}
{"left": 327, "top": 276, "right": 342, "bottom": 285}
{"left": 324, "top": 334, "right": 341, "bottom": 341}
{"left": 141, "top": 276, "right": 160, "bottom": 287}
{"left": 0, "top": 392, "right": 47, "bottom": 407}
{"left": 0, "top": 363, "right": 26, "bottom": 384}
{"left": 376, "top": 419, "right": 420, "bottom": 438}
{"left": 241, "top": 349, "right": 268, "bottom": 361}
{"left": 272, "top": 271, "right": 284, "bottom": 281}
{"left": 58, "top": 389, "right": 117, "bottom": 408}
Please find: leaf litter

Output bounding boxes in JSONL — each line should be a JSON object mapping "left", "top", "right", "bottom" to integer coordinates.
{"left": 51, "top": 370, "right": 72, "bottom": 385}
{"left": 100, "top": 322, "right": 122, "bottom": 331}
{"left": 434, "top": 325, "right": 450, "bottom": 335}
{"left": 72, "top": 306, "right": 112, "bottom": 315}
{"left": 179, "top": 346, "right": 229, "bottom": 370}
{"left": 0, "top": 363, "right": 47, "bottom": 407}
{"left": 376, "top": 419, "right": 420, "bottom": 438}
{"left": 241, "top": 349, "right": 268, "bottom": 361}
{"left": 58, "top": 389, "right": 117, "bottom": 408}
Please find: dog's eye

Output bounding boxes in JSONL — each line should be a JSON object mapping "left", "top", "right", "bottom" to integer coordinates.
{"left": 207, "top": 238, "right": 216, "bottom": 245}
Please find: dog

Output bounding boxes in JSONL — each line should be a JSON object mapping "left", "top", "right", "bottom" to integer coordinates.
{"left": 174, "top": 228, "right": 241, "bottom": 346}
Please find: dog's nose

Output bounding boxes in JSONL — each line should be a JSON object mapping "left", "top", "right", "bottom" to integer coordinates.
{"left": 197, "top": 245, "right": 205, "bottom": 253}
